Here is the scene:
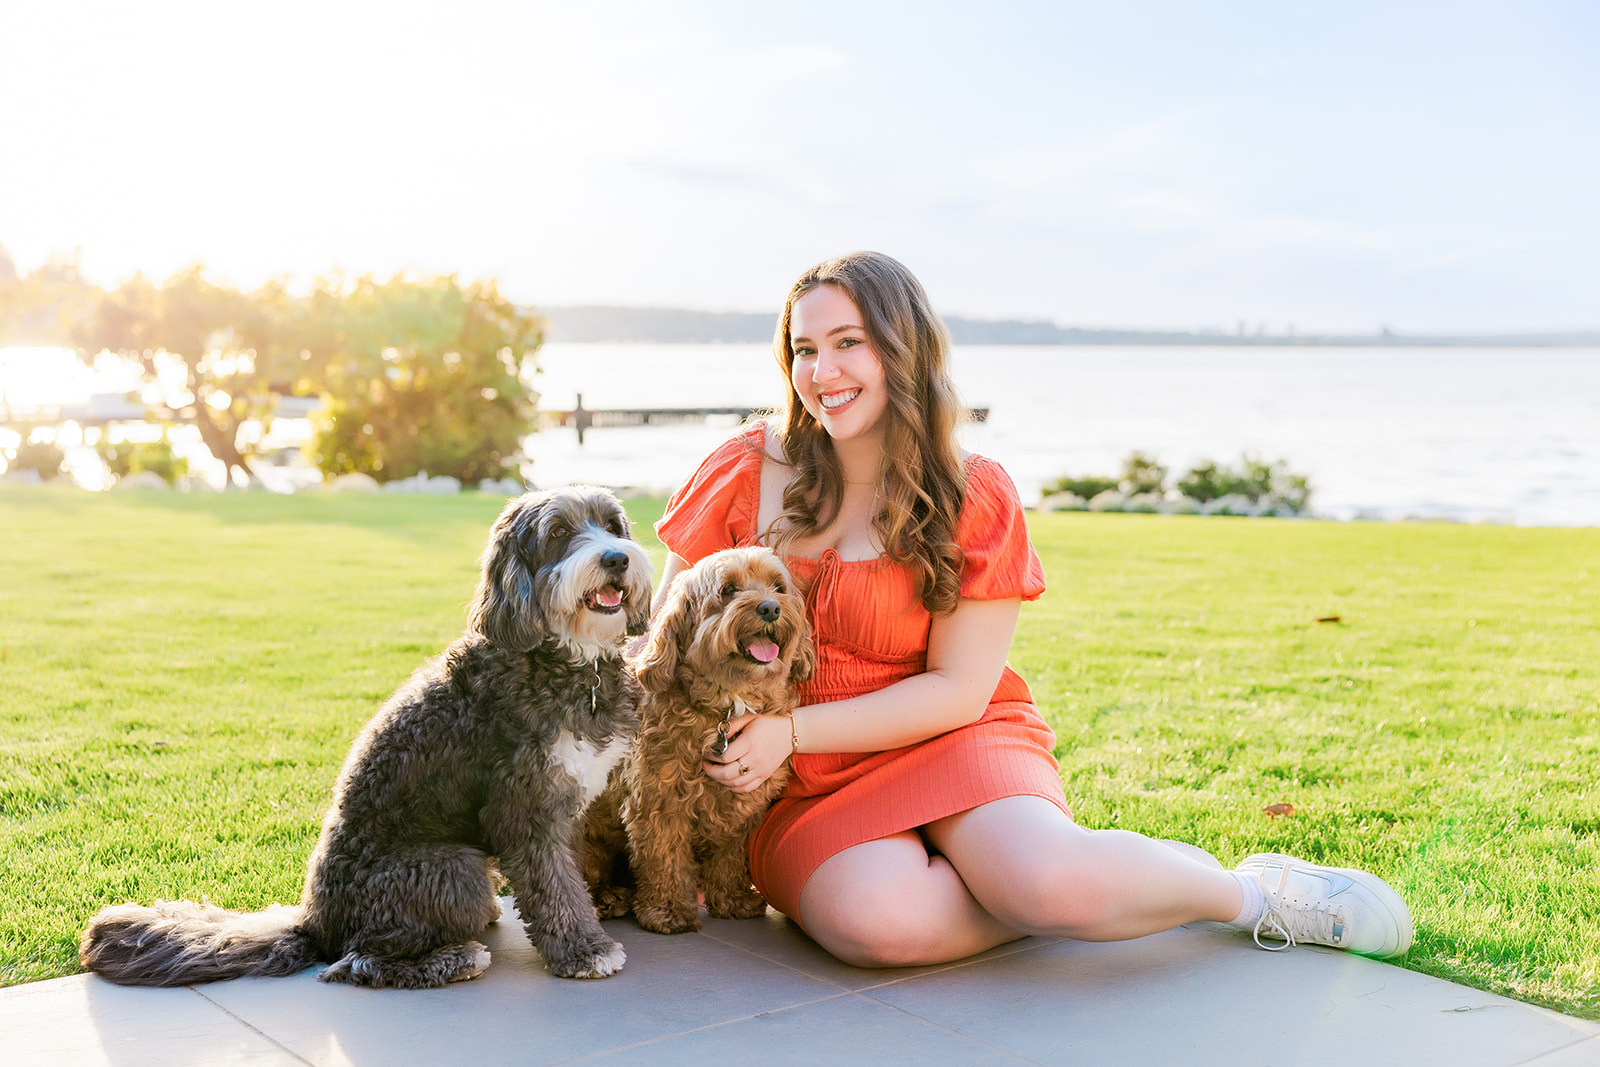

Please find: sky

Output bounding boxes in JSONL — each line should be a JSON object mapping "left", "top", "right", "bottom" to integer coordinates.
{"left": 1, "top": 0, "right": 1596, "bottom": 333}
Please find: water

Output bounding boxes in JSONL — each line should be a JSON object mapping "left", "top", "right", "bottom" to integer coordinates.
{"left": 5, "top": 343, "right": 1597, "bottom": 525}
{"left": 525, "top": 343, "right": 1600, "bottom": 526}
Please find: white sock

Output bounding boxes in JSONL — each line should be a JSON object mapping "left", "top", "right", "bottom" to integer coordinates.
{"left": 1229, "top": 870, "right": 1267, "bottom": 929}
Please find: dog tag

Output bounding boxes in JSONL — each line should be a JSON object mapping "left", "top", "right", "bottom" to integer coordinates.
{"left": 713, "top": 722, "right": 730, "bottom": 758}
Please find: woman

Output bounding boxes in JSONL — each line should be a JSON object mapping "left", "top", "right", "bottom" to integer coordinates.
{"left": 652, "top": 251, "right": 1411, "bottom": 968}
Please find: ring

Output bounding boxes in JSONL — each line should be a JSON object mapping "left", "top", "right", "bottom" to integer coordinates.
{"left": 738, "top": 763, "right": 750, "bottom": 775}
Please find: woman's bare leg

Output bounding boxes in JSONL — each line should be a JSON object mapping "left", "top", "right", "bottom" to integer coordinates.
{"left": 797, "top": 830, "right": 1027, "bottom": 967}
{"left": 796, "top": 798, "right": 1244, "bottom": 967}
{"left": 923, "top": 796, "right": 1242, "bottom": 941}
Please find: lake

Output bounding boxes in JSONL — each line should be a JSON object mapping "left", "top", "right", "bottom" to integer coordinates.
{"left": 4, "top": 342, "right": 1596, "bottom": 526}
{"left": 526, "top": 342, "right": 1600, "bottom": 527}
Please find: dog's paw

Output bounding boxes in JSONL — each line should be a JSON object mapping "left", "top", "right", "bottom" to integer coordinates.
{"left": 448, "top": 943, "right": 492, "bottom": 983}
{"left": 592, "top": 886, "right": 633, "bottom": 920}
{"left": 705, "top": 886, "right": 769, "bottom": 921}
{"left": 318, "top": 952, "right": 376, "bottom": 987}
{"left": 633, "top": 900, "right": 702, "bottom": 935}
{"left": 548, "top": 937, "right": 626, "bottom": 979}
{"left": 318, "top": 943, "right": 490, "bottom": 989}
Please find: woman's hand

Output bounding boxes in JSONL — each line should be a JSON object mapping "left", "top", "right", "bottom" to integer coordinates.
{"left": 701, "top": 712, "right": 793, "bottom": 794}
{"left": 703, "top": 596, "right": 1024, "bottom": 792}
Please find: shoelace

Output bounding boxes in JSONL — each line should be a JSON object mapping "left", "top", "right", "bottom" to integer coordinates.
{"left": 1252, "top": 863, "right": 1346, "bottom": 951}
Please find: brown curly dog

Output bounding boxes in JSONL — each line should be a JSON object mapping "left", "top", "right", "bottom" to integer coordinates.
{"left": 585, "top": 546, "right": 814, "bottom": 934}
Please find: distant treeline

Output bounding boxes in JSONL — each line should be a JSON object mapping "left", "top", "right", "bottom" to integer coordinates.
{"left": 543, "top": 305, "right": 1600, "bottom": 347}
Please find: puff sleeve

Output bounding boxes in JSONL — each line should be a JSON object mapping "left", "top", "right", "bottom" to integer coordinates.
{"left": 955, "top": 457, "right": 1046, "bottom": 602}
{"left": 654, "top": 426, "right": 765, "bottom": 564}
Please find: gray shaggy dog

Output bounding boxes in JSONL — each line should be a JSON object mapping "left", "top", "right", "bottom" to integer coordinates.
{"left": 80, "top": 486, "right": 652, "bottom": 988}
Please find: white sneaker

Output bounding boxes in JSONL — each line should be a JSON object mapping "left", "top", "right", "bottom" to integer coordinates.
{"left": 1236, "top": 853, "right": 1413, "bottom": 959}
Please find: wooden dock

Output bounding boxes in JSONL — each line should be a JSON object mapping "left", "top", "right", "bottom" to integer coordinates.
{"left": 538, "top": 395, "right": 763, "bottom": 443}
{"left": 4, "top": 393, "right": 987, "bottom": 447}
{"left": 541, "top": 394, "right": 987, "bottom": 444}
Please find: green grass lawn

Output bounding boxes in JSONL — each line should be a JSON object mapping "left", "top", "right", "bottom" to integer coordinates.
{"left": 2, "top": 487, "right": 1597, "bottom": 1018}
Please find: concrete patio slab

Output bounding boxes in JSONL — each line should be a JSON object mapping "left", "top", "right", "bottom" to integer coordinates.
{"left": 1522, "top": 1036, "right": 1600, "bottom": 1066}
{"left": 3, "top": 898, "right": 1595, "bottom": 1067}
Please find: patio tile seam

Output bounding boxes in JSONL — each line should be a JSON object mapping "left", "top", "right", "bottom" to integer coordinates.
{"left": 689, "top": 930, "right": 870, "bottom": 992}
{"left": 853, "top": 992, "right": 1053, "bottom": 1066}
{"left": 694, "top": 928, "right": 1068, "bottom": 993}
{"left": 188, "top": 985, "right": 317, "bottom": 1066}
{"left": 545, "top": 988, "right": 859, "bottom": 1064}
{"left": 662, "top": 927, "right": 851, "bottom": 998}
{"left": 1510, "top": 1031, "right": 1600, "bottom": 1067}
{"left": 839, "top": 937, "right": 1074, "bottom": 993}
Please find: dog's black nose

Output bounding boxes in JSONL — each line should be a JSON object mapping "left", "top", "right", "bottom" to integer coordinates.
{"left": 756, "top": 599, "right": 781, "bottom": 623}
{"left": 601, "top": 550, "right": 629, "bottom": 573}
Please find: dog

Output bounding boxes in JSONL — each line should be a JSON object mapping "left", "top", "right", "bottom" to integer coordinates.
{"left": 80, "top": 486, "right": 652, "bottom": 988}
{"left": 585, "top": 546, "right": 813, "bottom": 934}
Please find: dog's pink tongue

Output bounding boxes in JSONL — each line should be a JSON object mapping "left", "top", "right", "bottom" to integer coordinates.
{"left": 746, "top": 640, "right": 780, "bottom": 663}
{"left": 594, "top": 587, "right": 623, "bottom": 608}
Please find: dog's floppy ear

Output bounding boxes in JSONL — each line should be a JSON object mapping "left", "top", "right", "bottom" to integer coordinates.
{"left": 625, "top": 570, "right": 652, "bottom": 637}
{"left": 467, "top": 495, "right": 546, "bottom": 652}
{"left": 786, "top": 604, "right": 816, "bottom": 685}
{"left": 634, "top": 568, "right": 701, "bottom": 693}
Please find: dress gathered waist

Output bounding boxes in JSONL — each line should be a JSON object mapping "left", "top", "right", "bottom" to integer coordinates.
{"left": 798, "top": 663, "right": 1038, "bottom": 711}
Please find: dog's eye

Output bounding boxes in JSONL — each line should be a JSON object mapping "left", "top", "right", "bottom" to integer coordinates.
{"left": 721, "top": 582, "right": 738, "bottom": 598}
{"left": 607, "top": 517, "right": 626, "bottom": 536}
{"left": 774, "top": 580, "right": 786, "bottom": 595}
{"left": 550, "top": 523, "right": 571, "bottom": 539}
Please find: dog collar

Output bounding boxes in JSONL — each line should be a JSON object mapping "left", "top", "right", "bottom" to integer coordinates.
{"left": 713, "top": 697, "right": 753, "bottom": 757}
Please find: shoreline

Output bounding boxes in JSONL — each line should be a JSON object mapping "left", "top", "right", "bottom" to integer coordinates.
{"left": 0, "top": 474, "right": 1586, "bottom": 530}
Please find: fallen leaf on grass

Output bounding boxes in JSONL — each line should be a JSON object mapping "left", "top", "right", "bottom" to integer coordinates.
{"left": 1262, "top": 802, "right": 1296, "bottom": 817}
{"left": 1316, "top": 615, "right": 1342, "bottom": 624}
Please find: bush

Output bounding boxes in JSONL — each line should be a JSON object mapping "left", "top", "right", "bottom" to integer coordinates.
{"left": 9, "top": 434, "right": 66, "bottom": 480}
{"left": 1175, "top": 460, "right": 1233, "bottom": 503}
{"left": 1048, "top": 452, "right": 1315, "bottom": 516}
{"left": 1047, "top": 451, "right": 1170, "bottom": 502}
{"left": 1119, "top": 451, "right": 1168, "bottom": 496}
{"left": 1179, "top": 455, "right": 1312, "bottom": 513}
{"left": 98, "top": 434, "right": 189, "bottom": 487}
{"left": 1042, "top": 474, "right": 1118, "bottom": 500}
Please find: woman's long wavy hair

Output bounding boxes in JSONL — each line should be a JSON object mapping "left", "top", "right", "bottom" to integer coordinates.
{"left": 766, "top": 251, "right": 968, "bottom": 615}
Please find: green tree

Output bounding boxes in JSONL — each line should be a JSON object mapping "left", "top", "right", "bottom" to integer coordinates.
{"left": 76, "top": 267, "right": 303, "bottom": 486}
{"left": 309, "top": 274, "right": 542, "bottom": 484}
{"left": 12, "top": 253, "right": 543, "bottom": 488}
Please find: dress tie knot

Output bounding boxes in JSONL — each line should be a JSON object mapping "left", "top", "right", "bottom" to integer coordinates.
{"left": 803, "top": 549, "right": 843, "bottom": 622}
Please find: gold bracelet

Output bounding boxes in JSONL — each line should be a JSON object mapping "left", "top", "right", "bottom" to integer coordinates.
{"left": 785, "top": 711, "right": 800, "bottom": 754}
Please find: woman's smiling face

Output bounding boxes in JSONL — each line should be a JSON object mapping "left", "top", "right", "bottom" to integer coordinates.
{"left": 788, "top": 284, "right": 889, "bottom": 445}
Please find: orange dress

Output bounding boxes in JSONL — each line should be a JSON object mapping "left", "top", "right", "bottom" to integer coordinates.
{"left": 656, "top": 426, "right": 1071, "bottom": 922}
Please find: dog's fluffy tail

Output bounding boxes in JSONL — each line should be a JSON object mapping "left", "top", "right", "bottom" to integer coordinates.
{"left": 80, "top": 900, "right": 317, "bottom": 986}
